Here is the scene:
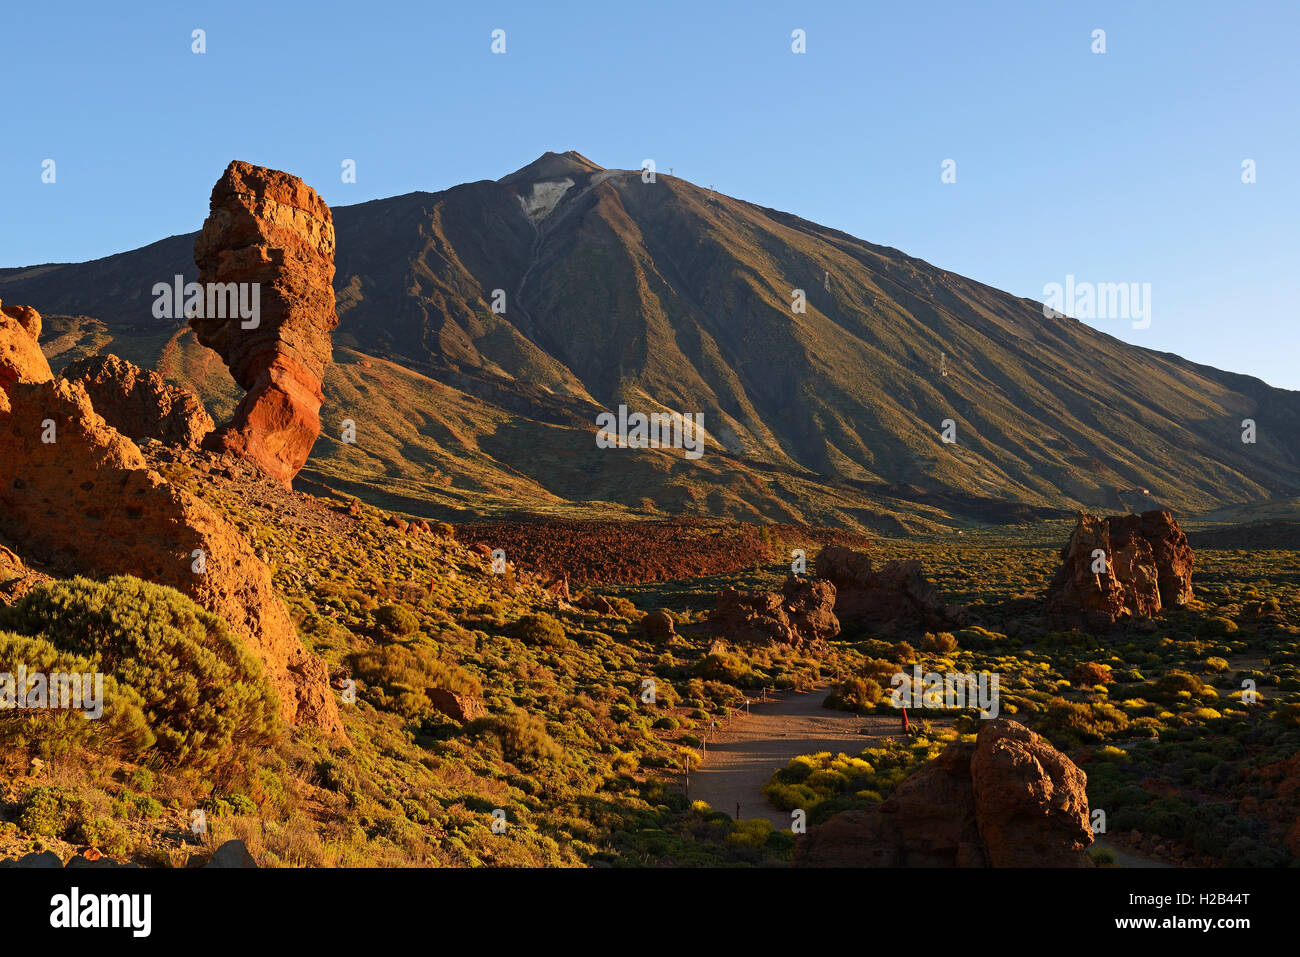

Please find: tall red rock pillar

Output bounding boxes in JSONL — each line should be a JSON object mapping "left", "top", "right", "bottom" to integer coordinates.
{"left": 192, "top": 161, "right": 337, "bottom": 487}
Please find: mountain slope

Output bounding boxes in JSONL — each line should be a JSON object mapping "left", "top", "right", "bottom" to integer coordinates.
{"left": 6, "top": 151, "right": 1299, "bottom": 531}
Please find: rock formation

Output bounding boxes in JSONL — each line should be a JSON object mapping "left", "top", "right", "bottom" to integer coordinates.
{"left": 0, "top": 300, "right": 52, "bottom": 394}
{"left": 427, "top": 687, "right": 486, "bottom": 723}
{"left": 709, "top": 576, "right": 839, "bottom": 649}
{"left": 0, "top": 377, "right": 342, "bottom": 734}
{"left": 62, "top": 354, "right": 213, "bottom": 448}
{"left": 1047, "top": 510, "right": 1194, "bottom": 629}
{"left": 0, "top": 539, "right": 53, "bottom": 607}
{"left": 815, "top": 545, "right": 964, "bottom": 634}
{"left": 641, "top": 609, "right": 677, "bottom": 641}
{"left": 795, "top": 720, "right": 1093, "bottom": 867}
{"left": 0, "top": 305, "right": 341, "bottom": 734}
{"left": 191, "top": 161, "right": 337, "bottom": 487}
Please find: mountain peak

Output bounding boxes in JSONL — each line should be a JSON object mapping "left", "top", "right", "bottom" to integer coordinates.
{"left": 499, "top": 150, "right": 604, "bottom": 185}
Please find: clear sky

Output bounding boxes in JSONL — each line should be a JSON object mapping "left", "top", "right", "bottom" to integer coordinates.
{"left": 3, "top": 0, "right": 1296, "bottom": 388}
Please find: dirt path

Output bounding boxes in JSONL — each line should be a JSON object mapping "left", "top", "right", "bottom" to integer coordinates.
{"left": 690, "top": 687, "right": 922, "bottom": 827}
{"left": 690, "top": 688, "right": 1174, "bottom": 868}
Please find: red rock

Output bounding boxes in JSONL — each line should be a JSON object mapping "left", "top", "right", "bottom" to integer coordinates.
{"left": 543, "top": 575, "right": 571, "bottom": 600}
{"left": 192, "top": 162, "right": 337, "bottom": 487}
{"left": 642, "top": 608, "right": 677, "bottom": 641}
{"left": 426, "top": 687, "right": 486, "bottom": 723}
{"left": 709, "top": 576, "right": 839, "bottom": 649}
{"left": 0, "top": 377, "right": 342, "bottom": 735}
{"left": 0, "top": 301, "right": 53, "bottom": 396}
{"left": 0, "top": 539, "right": 53, "bottom": 607}
{"left": 576, "top": 592, "right": 616, "bottom": 615}
{"left": 1047, "top": 510, "right": 1193, "bottom": 629}
{"left": 815, "top": 546, "right": 964, "bottom": 634}
{"left": 969, "top": 720, "right": 1093, "bottom": 867}
{"left": 61, "top": 354, "right": 213, "bottom": 448}
{"left": 795, "top": 720, "right": 1093, "bottom": 867}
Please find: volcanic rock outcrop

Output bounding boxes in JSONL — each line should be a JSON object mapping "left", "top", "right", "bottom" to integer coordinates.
{"left": 0, "top": 300, "right": 52, "bottom": 394}
{"left": 795, "top": 720, "right": 1093, "bottom": 867}
{"left": 0, "top": 305, "right": 341, "bottom": 734}
{"left": 62, "top": 354, "right": 213, "bottom": 448}
{"left": 1046, "top": 510, "right": 1194, "bottom": 629}
{"left": 709, "top": 576, "right": 839, "bottom": 649}
{"left": 814, "top": 546, "right": 965, "bottom": 634}
{"left": 191, "top": 161, "right": 337, "bottom": 487}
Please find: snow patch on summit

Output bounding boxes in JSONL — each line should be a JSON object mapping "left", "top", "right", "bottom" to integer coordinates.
{"left": 518, "top": 178, "right": 574, "bottom": 223}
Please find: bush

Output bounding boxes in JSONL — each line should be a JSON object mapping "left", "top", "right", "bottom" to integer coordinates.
{"left": 1041, "top": 697, "right": 1130, "bottom": 744}
{"left": 1200, "top": 616, "right": 1239, "bottom": 637}
{"left": 471, "top": 709, "right": 562, "bottom": 769}
{"left": 921, "top": 632, "right": 958, "bottom": 654}
{"left": 1072, "top": 662, "right": 1113, "bottom": 686}
{"left": 18, "top": 786, "right": 67, "bottom": 838}
{"left": 374, "top": 604, "right": 420, "bottom": 636}
{"left": 0, "top": 632, "right": 152, "bottom": 758}
{"left": 0, "top": 577, "right": 281, "bottom": 767}
{"left": 513, "top": 613, "right": 567, "bottom": 648}
{"left": 350, "top": 643, "right": 481, "bottom": 720}
{"left": 825, "top": 676, "right": 883, "bottom": 713}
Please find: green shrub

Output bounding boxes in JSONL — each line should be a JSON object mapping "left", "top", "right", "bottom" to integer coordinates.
{"left": 471, "top": 709, "right": 562, "bottom": 769}
{"left": 0, "top": 632, "right": 152, "bottom": 758}
{"left": 350, "top": 643, "right": 481, "bottom": 720}
{"left": 513, "top": 613, "right": 567, "bottom": 648}
{"left": 1200, "top": 616, "right": 1238, "bottom": 637}
{"left": 0, "top": 577, "right": 281, "bottom": 767}
{"left": 825, "top": 676, "right": 883, "bottom": 713}
{"left": 18, "top": 786, "right": 67, "bottom": 838}
{"left": 374, "top": 604, "right": 420, "bottom": 636}
{"left": 921, "top": 632, "right": 959, "bottom": 654}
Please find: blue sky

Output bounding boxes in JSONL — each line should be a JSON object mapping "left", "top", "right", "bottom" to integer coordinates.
{"left": 3, "top": 0, "right": 1297, "bottom": 387}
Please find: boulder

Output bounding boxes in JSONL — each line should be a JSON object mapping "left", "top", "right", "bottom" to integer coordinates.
{"left": 641, "top": 608, "right": 677, "bottom": 641}
{"left": 815, "top": 546, "right": 964, "bottom": 634}
{"left": 795, "top": 720, "right": 1093, "bottom": 867}
{"left": 427, "top": 687, "right": 486, "bottom": 723}
{"left": 709, "top": 576, "right": 839, "bottom": 649}
{"left": 0, "top": 540, "right": 54, "bottom": 607}
{"left": 192, "top": 161, "right": 337, "bottom": 487}
{"left": 0, "top": 377, "right": 342, "bottom": 736}
{"left": 1047, "top": 510, "right": 1194, "bottom": 629}
{"left": 576, "top": 592, "right": 616, "bottom": 615}
{"left": 201, "top": 840, "right": 258, "bottom": 868}
{"left": 62, "top": 354, "right": 213, "bottom": 448}
{"left": 0, "top": 300, "right": 52, "bottom": 395}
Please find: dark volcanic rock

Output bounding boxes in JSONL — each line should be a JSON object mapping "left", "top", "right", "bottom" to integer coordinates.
{"left": 795, "top": 720, "right": 1093, "bottom": 867}
{"left": 1047, "top": 510, "right": 1193, "bottom": 629}
{"left": 814, "top": 545, "right": 964, "bottom": 634}
{"left": 709, "top": 576, "right": 839, "bottom": 649}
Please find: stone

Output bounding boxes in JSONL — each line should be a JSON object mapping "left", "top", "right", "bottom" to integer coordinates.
{"left": 641, "top": 609, "right": 677, "bottom": 641}
{"left": 427, "top": 687, "right": 486, "bottom": 723}
{"left": 815, "top": 546, "right": 964, "bottom": 634}
{"left": 0, "top": 377, "right": 342, "bottom": 736}
{"left": 0, "top": 300, "right": 53, "bottom": 396}
{"left": 192, "top": 161, "right": 337, "bottom": 487}
{"left": 1047, "top": 510, "right": 1194, "bottom": 628}
{"left": 795, "top": 719, "right": 1093, "bottom": 868}
{"left": 62, "top": 354, "right": 213, "bottom": 448}
{"left": 708, "top": 576, "right": 839, "bottom": 649}
{"left": 202, "top": 840, "right": 258, "bottom": 868}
